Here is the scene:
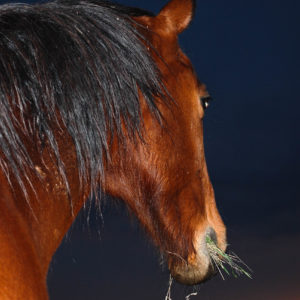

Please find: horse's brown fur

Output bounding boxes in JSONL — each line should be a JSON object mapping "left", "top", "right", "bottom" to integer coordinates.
{"left": 0, "top": 0, "right": 226, "bottom": 298}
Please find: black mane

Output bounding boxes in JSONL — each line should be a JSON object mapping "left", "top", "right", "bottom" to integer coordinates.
{"left": 0, "top": 0, "right": 166, "bottom": 198}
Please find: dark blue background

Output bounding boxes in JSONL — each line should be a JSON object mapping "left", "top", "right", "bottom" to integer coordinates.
{"left": 3, "top": 0, "right": 300, "bottom": 299}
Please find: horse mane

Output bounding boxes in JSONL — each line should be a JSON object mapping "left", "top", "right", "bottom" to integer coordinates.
{"left": 0, "top": 0, "right": 167, "bottom": 197}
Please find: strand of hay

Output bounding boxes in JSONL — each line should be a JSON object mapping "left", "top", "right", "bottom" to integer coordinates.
{"left": 165, "top": 276, "right": 173, "bottom": 300}
{"left": 185, "top": 292, "right": 198, "bottom": 299}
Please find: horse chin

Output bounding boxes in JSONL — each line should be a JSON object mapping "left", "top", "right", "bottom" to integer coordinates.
{"left": 169, "top": 252, "right": 216, "bottom": 285}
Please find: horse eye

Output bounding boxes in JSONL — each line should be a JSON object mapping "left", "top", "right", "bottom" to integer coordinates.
{"left": 200, "top": 95, "right": 213, "bottom": 110}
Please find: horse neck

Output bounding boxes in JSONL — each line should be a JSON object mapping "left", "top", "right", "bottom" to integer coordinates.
{"left": 0, "top": 134, "right": 89, "bottom": 276}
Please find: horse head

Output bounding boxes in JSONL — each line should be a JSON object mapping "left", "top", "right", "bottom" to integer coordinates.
{"left": 102, "top": 0, "right": 227, "bottom": 285}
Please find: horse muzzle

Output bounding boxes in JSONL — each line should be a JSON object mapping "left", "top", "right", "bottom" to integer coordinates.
{"left": 168, "top": 227, "right": 226, "bottom": 285}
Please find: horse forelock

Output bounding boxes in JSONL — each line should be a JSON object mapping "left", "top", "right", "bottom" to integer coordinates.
{"left": 0, "top": 0, "right": 168, "bottom": 197}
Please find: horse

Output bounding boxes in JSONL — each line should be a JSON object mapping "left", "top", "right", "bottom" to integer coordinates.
{"left": 0, "top": 0, "right": 227, "bottom": 298}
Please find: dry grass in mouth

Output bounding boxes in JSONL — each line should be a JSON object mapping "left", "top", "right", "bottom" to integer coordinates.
{"left": 165, "top": 238, "right": 251, "bottom": 299}
{"left": 206, "top": 236, "right": 252, "bottom": 280}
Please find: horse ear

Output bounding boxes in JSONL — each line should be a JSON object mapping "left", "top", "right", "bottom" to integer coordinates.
{"left": 158, "top": 0, "right": 195, "bottom": 34}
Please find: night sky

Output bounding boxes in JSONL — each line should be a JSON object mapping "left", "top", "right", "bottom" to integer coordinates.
{"left": 3, "top": 0, "right": 299, "bottom": 299}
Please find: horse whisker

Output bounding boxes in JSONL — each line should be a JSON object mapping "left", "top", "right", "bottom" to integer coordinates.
{"left": 166, "top": 251, "right": 188, "bottom": 266}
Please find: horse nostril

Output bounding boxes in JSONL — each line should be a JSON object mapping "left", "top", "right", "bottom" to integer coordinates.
{"left": 206, "top": 227, "right": 218, "bottom": 245}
